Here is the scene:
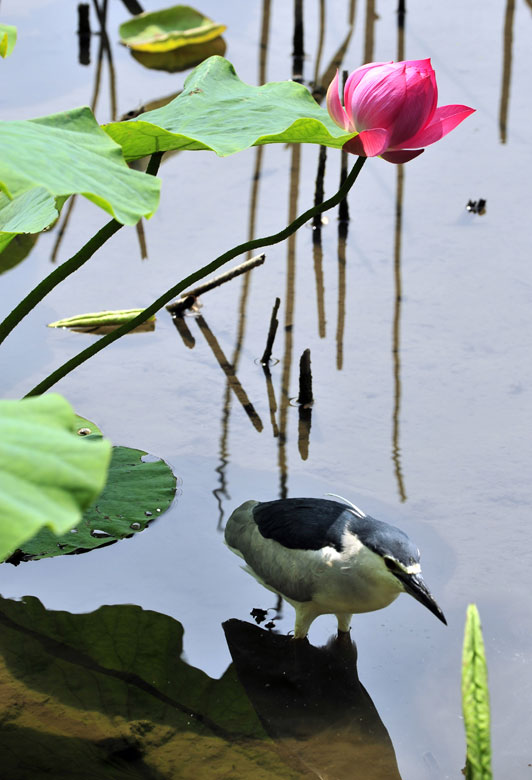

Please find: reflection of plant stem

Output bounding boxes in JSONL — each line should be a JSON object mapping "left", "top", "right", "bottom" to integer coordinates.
{"left": 195, "top": 315, "right": 263, "bottom": 432}
{"left": 91, "top": 0, "right": 117, "bottom": 120}
{"left": 364, "top": 0, "right": 376, "bottom": 63}
{"left": 392, "top": 163, "right": 407, "bottom": 503}
{"left": 336, "top": 220, "right": 347, "bottom": 371}
{"left": 292, "top": 0, "right": 304, "bottom": 82}
{"left": 214, "top": 0, "right": 272, "bottom": 528}
{"left": 51, "top": 0, "right": 115, "bottom": 264}
{"left": 24, "top": 157, "right": 367, "bottom": 397}
{"left": 499, "top": 0, "right": 515, "bottom": 144}
{"left": 392, "top": 0, "right": 407, "bottom": 503}
{"left": 313, "top": 0, "right": 326, "bottom": 89}
{"left": 278, "top": 144, "right": 301, "bottom": 499}
{"left": 0, "top": 153, "right": 163, "bottom": 348}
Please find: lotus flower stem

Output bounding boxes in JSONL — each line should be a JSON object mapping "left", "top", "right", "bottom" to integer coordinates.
{"left": 24, "top": 155, "right": 367, "bottom": 397}
{"left": 0, "top": 152, "right": 163, "bottom": 348}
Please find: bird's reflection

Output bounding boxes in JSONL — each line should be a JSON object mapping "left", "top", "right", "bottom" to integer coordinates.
{"left": 223, "top": 618, "right": 402, "bottom": 780}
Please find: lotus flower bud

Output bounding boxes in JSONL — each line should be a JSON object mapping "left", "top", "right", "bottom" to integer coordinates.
{"left": 327, "top": 59, "right": 474, "bottom": 163}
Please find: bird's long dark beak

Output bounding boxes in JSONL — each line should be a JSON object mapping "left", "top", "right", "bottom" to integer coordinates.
{"left": 395, "top": 572, "right": 447, "bottom": 625}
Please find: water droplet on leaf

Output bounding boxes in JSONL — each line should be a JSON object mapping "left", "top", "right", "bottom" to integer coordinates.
{"left": 90, "top": 529, "right": 112, "bottom": 538}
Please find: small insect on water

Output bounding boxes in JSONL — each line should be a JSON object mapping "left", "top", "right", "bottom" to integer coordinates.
{"left": 466, "top": 198, "right": 487, "bottom": 215}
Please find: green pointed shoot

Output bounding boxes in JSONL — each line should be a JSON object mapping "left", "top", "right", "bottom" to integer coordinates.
{"left": 0, "top": 394, "right": 112, "bottom": 562}
{"left": 0, "top": 24, "right": 17, "bottom": 58}
{"left": 461, "top": 604, "right": 493, "bottom": 780}
{"left": 0, "top": 107, "right": 160, "bottom": 251}
{"left": 104, "top": 56, "right": 354, "bottom": 161}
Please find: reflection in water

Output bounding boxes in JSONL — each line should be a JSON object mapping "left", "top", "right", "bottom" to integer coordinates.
{"left": 195, "top": 314, "right": 264, "bottom": 433}
{"left": 77, "top": 4, "right": 91, "bottom": 66}
{"left": 51, "top": 0, "right": 117, "bottom": 263}
{"left": 336, "top": 96, "right": 350, "bottom": 372}
{"left": 297, "top": 348, "right": 314, "bottom": 460}
{"left": 172, "top": 312, "right": 196, "bottom": 349}
{"left": 499, "top": 0, "right": 515, "bottom": 143}
{"left": 336, "top": 222, "right": 348, "bottom": 371}
{"left": 278, "top": 144, "right": 301, "bottom": 499}
{"left": 214, "top": 0, "right": 272, "bottom": 527}
{"left": 392, "top": 0, "right": 408, "bottom": 503}
{"left": 312, "top": 146, "right": 327, "bottom": 338}
{"left": 261, "top": 298, "right": 281, "bottom": 439}
{"left": 0, "top": 596, "right": 306, "bottom": 779}
{"left": 91, "top": 0, "right": 117, "bottom": 121}
{"left": 392, "top": 163, "right": 407, "bottom": 503}
{"left": 312, "top": 0, "right": 326, "bottom": 92}
{"left": 224, "top": 619, "right": 402, "bottom": 780}
{"left": 316, "top": 1, "right": 357, "bottom": 100}
{"left": 364, "top": 0, "right": 376, "bottom": 63}
{"left": 292, "top": 0, "right": 305, "bottom": 83}
{"left": 0, "top": 596, "right": 402, "bottom": 780}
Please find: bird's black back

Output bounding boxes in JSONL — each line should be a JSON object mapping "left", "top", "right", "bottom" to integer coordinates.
{"left": 253, "top": 498, "right": 419, "bottom": 566}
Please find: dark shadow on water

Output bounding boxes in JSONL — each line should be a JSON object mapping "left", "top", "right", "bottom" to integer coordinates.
{"left": 223, "top": 619, "right": 403, "bottom": 780}
{"left": 1, "top": 595, "right": 341, "bottom": 779}
{"left": 0, "top": 595, "right": 402, "bottom": 779}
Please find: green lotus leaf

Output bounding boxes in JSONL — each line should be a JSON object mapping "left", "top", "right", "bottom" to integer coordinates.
{"left": 0, "top": 24, "right": 17, "bottom": 58}
{"left": 119, "top": 5, "right": 226, "bottom": 52}
{"left": 104, "top": 56, "right": 354, "bottom": 161}
{"left": 0, "top": 394, "right": 112, "bottom": 562}
{"left": 17, "top": 444, "right": 177, "bottom": 560}
{"left": 0, "top": 106, "right": 161, "bottom": 251}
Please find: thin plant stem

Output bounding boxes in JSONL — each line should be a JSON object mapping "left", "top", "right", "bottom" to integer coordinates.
{"left": 25, "top": 156, "right": 366, "bottom": 397}
{"left": 0, "top": 153, "right": 163, "bottom": 347}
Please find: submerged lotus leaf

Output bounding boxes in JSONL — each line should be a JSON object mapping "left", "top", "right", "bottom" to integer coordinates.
{"left": 104, "top": 56, "right": 354, "bottom": 161}
{"left": 0, "top": 106, "right": 160, "bottom": 251}
{"left": 119, "top": 5, "right": 226, "bottom": 52}
{"left": 0, "top": 24, "right": 17, "bottom": 58}
{"left": 0, "top": 394, "right": 111, "bottom": 563}
{"left": 16, "top": 445, "right": 177, "bottom": 560}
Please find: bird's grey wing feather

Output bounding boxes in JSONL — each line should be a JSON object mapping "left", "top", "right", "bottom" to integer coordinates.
{"left": 253, "top": 498, "right": 352, "bottom": 552}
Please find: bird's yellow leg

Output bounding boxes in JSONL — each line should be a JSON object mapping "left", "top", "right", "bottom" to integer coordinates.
{"left": 335, "top": 612, "right": 353, "bottom": 633}
{"left": 293, "top": 603, "right": 320, "bottom": 639}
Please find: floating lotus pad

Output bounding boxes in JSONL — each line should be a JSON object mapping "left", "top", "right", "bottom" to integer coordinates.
{"left": 48, "top": 308, "right": 156, "bottom": 329}
{"left": 119, "top": 5, "right": 226, "bottom": 52}
{"left": 17, "top": 445, "right": 177, "bottom": 560}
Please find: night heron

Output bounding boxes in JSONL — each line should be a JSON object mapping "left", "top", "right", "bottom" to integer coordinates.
{"left": 224, "top": 496, "right": 446, "bottom": 638}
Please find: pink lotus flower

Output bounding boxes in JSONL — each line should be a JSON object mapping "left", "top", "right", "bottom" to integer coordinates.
{"left": 326, "top": 59, "right": 475, "bottom": 163}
